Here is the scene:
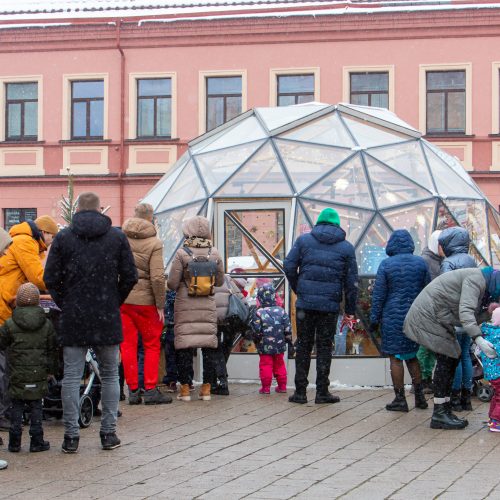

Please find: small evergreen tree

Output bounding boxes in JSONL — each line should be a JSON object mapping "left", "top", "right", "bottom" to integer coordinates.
{"left": 60, "top": 168, "right": 78, "bottom": 225}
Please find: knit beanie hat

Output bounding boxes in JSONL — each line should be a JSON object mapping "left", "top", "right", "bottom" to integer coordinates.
{"left": 492, "top": 307, "right": 500, "bottom": 327}
{"left": 16, "top": 283, "right": 40, "bottom": 307}
{"left": 316, "top": 208, "right": 340, "bottom": 226}
{"left": 35, "top": 215, "right": 59, "bottom": 235}
{"left": 482, "top": 267, "right": 500, "bottom": 301}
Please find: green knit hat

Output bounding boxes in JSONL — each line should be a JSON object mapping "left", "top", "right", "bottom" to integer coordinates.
{"left": 316, "top": 208, "right": 340, "bottom": 226}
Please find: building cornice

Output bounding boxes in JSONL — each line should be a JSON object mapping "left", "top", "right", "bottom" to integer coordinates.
{"left": 1, "top": 9, "right": 500, "bottom": 52}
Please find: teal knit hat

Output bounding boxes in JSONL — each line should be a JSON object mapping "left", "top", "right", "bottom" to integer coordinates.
{"left": 316, "top": 208, "right": 340, "bottom": 226}
{"left": 482, "top": 267, "right": 500, "bottom": 300}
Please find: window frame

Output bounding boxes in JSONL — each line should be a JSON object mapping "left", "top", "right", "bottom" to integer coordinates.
{"left": 5, "top": 82, "right": 38, "bottom": 141}
{"left": 0, "top": 76, "right": 43, "bottom": 142}
{"left": 198, "top": 70, "right": 247, "bottom": 134}
{"left": 70, "top": 80, "right": 104, "bottom": 140}
{"left": 349, "top": 72, "right": 389, "bottom": 108}
{"left": 276, "top": 73, "right": 315, "bottom": 106}
{"left": 129, "top": 72, "right": 177, "bottom": 140}
{"left": 342, "top": 66, "right": 395, "bottom": 112}
{"left": 62, "top": 73, "right": 108, "bottom": 141}
{"left": 270, "top": 68, "right": 320, "bottom": 107}
{"left": 491, "top": 63, "right": 500, "bottom": 135}
{"left": 425, "top": 70, "right": 466, "bottom": 136}
{"left": 205, "top": 76, "right": 243, "bottom": 132}
{"left": 136, "top": 77, "right": 172, "bottom": 139}
{"left": 419, "top": 63, "right": 472, "bottom": 136}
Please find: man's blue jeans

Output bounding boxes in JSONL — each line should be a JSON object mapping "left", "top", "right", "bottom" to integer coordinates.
{"left": 62, "top": 345, "right": 120, "bottom": 438}
{"left": 452, "top": 332, "right": 473, "bottom": 391}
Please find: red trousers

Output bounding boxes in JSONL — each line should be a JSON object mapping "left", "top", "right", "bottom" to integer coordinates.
{"left": 259, "top": 353, "right": 287, "bottom": 391}
{"left": 489, "top": 378, "right": 500, "bottom": 421}
{"left": 120, "top": 304, "right": 163, "bottom": 391}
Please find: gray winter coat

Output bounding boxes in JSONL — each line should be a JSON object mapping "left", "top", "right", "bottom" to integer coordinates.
{"left": 421, "top": 247, "right": 442, "bottom": 281}
{"left": 439, "top": 227, "right": 476, "bottom": 273}
{"left": 403, "top": 268, "right": 488, "bottom": 358}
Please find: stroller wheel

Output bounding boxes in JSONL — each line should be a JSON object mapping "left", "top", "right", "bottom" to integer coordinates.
{"left": 477, "top": 385, "right": 494, "bottom": 403}
{"left": 78, "top": 395, "right": 94, "bottom": 428}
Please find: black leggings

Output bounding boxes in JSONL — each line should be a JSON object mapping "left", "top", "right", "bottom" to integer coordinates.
{"left": 433, "top": 353, "right": 459, "bottom": 399}
{"left": 176, "top": 348, "right": 216, "bottom": 385}
{"left": 10, "top": 398, "right": 43, "bottom": 436}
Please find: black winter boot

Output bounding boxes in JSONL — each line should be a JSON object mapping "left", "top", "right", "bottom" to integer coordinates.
{"left": 29, "top": 433, "right": 50, "bottom": 453}
{"left": 315, "top": 392, "right": 340, "bottom": 404}
{"left": 451, "top": 389, "right": 463, "bottom": 412}
{"left": 414, "top": 384, "right": 429, "bottom": 410}
{"left": 430, "top": 403, "right": 467, "bottom": 429}
{"left": 8, "top": 431, "right": 21, "bottom": 452}
{"left": 461, "top": 388, "right": 473, "bottom": 411}
{"left": 386, "top": 388, "right": 409, "bottom": 412}
{"left": 444, "top": 401, "right": 469, "bottom": 427}
{"left": 289, "top": 392, "right": 307, "bottom": 404}
{"left": 214, "top": 378, "right": 229, "bottom": 396}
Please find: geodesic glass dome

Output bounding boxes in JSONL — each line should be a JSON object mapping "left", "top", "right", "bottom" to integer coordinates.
{"left": 144, "top": 102, "right": 500, "bottom": 270}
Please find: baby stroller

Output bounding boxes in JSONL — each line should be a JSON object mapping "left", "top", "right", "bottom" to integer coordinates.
{"left": 471, "top": 342, "right": 494, "bottom": 403}
{"left": 39, "top": 298, "right": 101, "bottom": 428}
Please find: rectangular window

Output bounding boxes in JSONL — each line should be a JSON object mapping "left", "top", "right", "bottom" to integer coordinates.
{"left": 71, "top": 80, "right": 104, "bottom": 140}
{"left": 277, "top": 74, "right": 315, "bottom": 106}
{"left": 4, "top": 208, "right": 37, "bottom": 231}
{"left": 426, "top": 70, "right": 466, "bottom": 135}
{"left": 137, "top": 78, "right": 172, "bottom": 138}
{"left": 350, "top": 72, "right": 389, "bottom": 108}
{"left": 206, "top": 76, "right": 242, "bottom": 132}
{"left": 5, "top": 82, "right": 38, "bottom": 141}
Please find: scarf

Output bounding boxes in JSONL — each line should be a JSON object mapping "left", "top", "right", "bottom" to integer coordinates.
{"left": 183, "top": 236, "right": 212, "bottom": 248}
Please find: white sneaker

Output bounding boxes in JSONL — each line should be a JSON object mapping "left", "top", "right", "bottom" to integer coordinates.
{"left": 0, "top": 460, "right": 7, "bottom": 470}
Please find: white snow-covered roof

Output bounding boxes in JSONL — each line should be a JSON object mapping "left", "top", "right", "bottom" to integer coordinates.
{"left": 1, "top": 0, "right": 500, "bottom": 25}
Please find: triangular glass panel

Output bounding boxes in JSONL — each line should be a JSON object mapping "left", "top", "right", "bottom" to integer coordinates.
{"left": 364, "top": 155, "right": 434, "bottom": 209}
{"left": 339, "top": 104, "right": 419, "bottom": 136}
{"left": 436, "top": 200, "right": 460, "bottom": 230}
{"left": 487, "top": 207, "right": 500, "bottom": 267}
{"left": 195, "top": 140, "right": 265, "bottom": 195}
{"left": 368, "top": 141, "right": 435, "bottom": 193}
{"left": 469, "top": 242, "right": 489, "bottom": 268}
{"left": 141, "top": 153, "right": 189, "bottom": 211}
{"left": 279, "top": 112, "right": 355, "bottom": 149}
{"left": 157, "top": 201, "right": 206, "bottom": 267}
{"left": 215, "top": 142, "right": 292, "bottom": 197}
{"left": 224, "top": 212, "right": 280, "bottom": 273}
{"left": 256, "top": 104, "right": 329, "bottom": 132}
{"left": 444, "top": 199, "right": 491, "bottom": 263}
{"left": 423, "top": 145, "right": 483, "bottom": 200}
{"left": 300, "top": 199, "right": 375, "bottom": 246}
{"left": 191, "top": 116, "right": 268, "bottom": 154}
{"left": 274, "top": 139, "right": 354, "bottom": 193}
{"left": 341, "top": 114, "right": 410, "bottom": 148}
{"left": 424, "top": 142, "right": 482, "bottom": 193}
{"left": 156, "top": 159, "right": 207, "bottom": 213}
{"left": 303, "top": 155, "right": 374, "bottom": 209}
{"left": 227, "top": 209, "right": 286, "bottom": 262}
{"left": 294, "top": 203, "right": 313, "bottom": 240}
{"left": 355, "top": 215, "right": 392, "bottom": 275}
{"left": 381, "top": 200, "right": 437, "bottom": 256}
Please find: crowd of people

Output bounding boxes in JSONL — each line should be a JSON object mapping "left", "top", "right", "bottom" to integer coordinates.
{"left": 0, "top": 193, "right": 499, "bottom": 472}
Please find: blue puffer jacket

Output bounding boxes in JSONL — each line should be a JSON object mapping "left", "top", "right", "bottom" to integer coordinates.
{"left": 370, "top": 230, "right": 430, "bottom": 355}
{"left": 284, "top": 223, "right": 358, "bottom": 314}
{"left": 480, "top": 322, "right": 500, "bottom": 381}
{"left": 439, "top": 227, "right": 476, "bottom": 273}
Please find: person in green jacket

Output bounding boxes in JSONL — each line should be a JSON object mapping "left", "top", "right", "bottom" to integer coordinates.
{"left": 0, "top": 283, "right": 58, "bottom": 453}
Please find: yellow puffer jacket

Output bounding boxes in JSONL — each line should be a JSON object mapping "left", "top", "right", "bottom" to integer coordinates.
{"left": 0, "top": 222, "right": 47, "bottom": 325}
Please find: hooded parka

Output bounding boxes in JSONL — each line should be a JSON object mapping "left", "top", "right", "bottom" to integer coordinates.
{"left": 0, "top": 306, "right": 58, "bottom": 400}
{"left": 439, "top": 227, "right": 476, "bottom": 273}
{"left": 370, "top": 230, "right": 430, "bottom": 355}
{"left": 0, "top": 222, "right": 48, "bottom": 325}
{"left": 0, "top": 228, "right": 12, "bottom": 256}
{"left": 404, "top": 268, "right": 499, "bottom": 358}
{"left": 167, "top": 216, "right": 224, "bottom": 350}
{"left": 122, "top": 217, "right": 165, "bottom": 309}
{"left": 44, "top": 210, "right": 138, "bottom": 346}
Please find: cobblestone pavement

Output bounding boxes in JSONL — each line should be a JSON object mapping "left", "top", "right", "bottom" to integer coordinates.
{"left": 1, "top": 384, "right": 500, "bottom": 499}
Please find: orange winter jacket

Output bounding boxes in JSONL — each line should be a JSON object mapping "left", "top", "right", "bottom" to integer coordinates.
{"left": 0, "top": 222, "right": 47, "bottom": 325}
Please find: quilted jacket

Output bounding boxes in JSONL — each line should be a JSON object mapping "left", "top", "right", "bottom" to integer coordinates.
{"left": 284, "top": 222, "right": 358, "bottom": 314}
{"left": 439, "top": 227, "right": 476, "bottom": 273}
{"left": 370, "top": 230, "right": 430, "bottom": 355}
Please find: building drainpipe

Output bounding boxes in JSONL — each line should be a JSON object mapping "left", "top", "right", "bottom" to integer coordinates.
{"left": 116, "top": 19, "right": 125, "bottom": 225}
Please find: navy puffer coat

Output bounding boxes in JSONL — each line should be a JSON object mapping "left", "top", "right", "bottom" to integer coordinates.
{"left": 439, "top": 227, "right": 476, "bottom": 273}
{"left": 284, "top": 223, "right": 358, "bottom": 314}
{"left": 370, "top": 230, "right": 430, "bottom": 355}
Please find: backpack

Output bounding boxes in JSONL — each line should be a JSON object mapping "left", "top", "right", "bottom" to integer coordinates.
{"left": 183, "top": 247, "right": 218, "bottom": 297}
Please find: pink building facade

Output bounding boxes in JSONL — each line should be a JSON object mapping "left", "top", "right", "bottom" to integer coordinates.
{"left": 1, "top": 0, "right": 500, "bottom": 228}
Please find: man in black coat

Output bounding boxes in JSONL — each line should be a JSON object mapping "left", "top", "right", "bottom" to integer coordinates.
{"left": 44, "top": 192, "right": 137, "bottom": 453}
{"left": 284, "top": 207, "right": 358, "bottom": 405}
